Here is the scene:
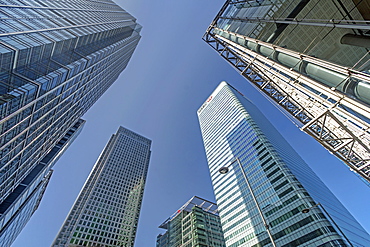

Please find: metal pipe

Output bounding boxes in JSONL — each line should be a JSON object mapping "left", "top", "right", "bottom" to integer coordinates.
{"left": 341, "top": 34, "right": 370, "bottom": 48}
{"left": 219, "top": 16, "right": 370, "bottom": 30}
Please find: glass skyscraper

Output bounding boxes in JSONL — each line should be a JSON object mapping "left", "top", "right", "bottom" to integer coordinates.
{"left": 0, "top": 1, "right": 141, "bottom": 245}
{"left": 52, "top": 126, "right": 151, "bottom": 247}
{"left": 197, "top": 82, "right": 370, "bottom": 247}
{"left": 157, "top": 196, "right": 226, "bottom": 247}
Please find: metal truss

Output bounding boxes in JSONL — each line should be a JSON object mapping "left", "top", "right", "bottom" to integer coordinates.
{"left": 203, "top": 30, "right": 370, "bottom": 184}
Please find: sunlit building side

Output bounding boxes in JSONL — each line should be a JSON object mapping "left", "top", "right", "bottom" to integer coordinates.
{"left": 52, "top": 127, "right": 151, "bottom": 247}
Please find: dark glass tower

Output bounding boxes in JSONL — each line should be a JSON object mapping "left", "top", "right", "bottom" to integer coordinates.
{"left": 52, "top": 126, "right": 151, "bottom": 247}
{"left": 197, "top": 82, "right": 370, "bottom": 247}
{"left": 0, "top": 1, "right": 141, "bottom": 246}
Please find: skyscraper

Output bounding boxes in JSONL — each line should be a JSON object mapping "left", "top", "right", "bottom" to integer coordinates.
{"left": 52, "top": 126, "right": 151, "bottom": 247}
{"left": 204, "top": 1, "right": 370, "bottom": 183}
{"left": 0, "top": 119, "right": 85, "bottom": 247}
{"left": 0, "top": 0, "right": 141, "bottom": 244}
{"left": 156, "top": 196, "right": 226, "bottom": 247}
{"left": 197, "top": 82, "right": 370, "bottom": 247}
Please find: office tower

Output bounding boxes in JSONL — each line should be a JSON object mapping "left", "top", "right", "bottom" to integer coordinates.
{"left": 197, "top": 82, "right": 370, "bottom": 247}
{"left": 0, "top": 0, "right": 141, "bottom": 245}
{"left": 52, "top": 126, "right": 151, "bottom": 247}
{"left": 0, "top": 119, "right": 84, "bottom": 247}
{"left": 156, "top": 196, "right": 226, "bottom": 247}
{"left": 204, "top": 1, "right": 370, "bottom": 183}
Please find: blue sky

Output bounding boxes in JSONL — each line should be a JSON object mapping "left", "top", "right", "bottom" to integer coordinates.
{"left": 12, "top": 0, "right": 370, "bottom": 246}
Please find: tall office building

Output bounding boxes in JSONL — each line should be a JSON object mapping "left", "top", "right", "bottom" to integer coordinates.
{"left": 156, "top": 196, "right": 226, "bottom": 247}
{"left": 0, "top": 119, "right": 84, "bottom": 247}
{"left": 52, "top": 126, "right": 151, "bottom": 247}
{"left": 0, "top": 0, "right": 141, "bottom": 245}
{"left": 204, "top": 1, "right": 370, "bottom": 183}
{"left": 197, "top": 82, "right": 370, "bottom": 247}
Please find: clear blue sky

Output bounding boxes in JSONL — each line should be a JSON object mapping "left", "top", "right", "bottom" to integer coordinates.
{"left": 11, "top": 0, "right": 370, "bottom": 246}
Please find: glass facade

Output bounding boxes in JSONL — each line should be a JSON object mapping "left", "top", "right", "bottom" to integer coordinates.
{"left": 211, "top": 0, "right": 370, "bottom": 105}
{"left": 52, "top": 126, "right": 151, "bottom": 247}
{"left": 157, "top": 196, "right": 226, "bottom": 247}
{"left": 0, "top": 118, "right": 85, "bottom": 247}
{"left": 197, "top": 82, "right": 370, "bottom": 247}
{"left": 0, "top": 1, "right": 141, "bottom": 245}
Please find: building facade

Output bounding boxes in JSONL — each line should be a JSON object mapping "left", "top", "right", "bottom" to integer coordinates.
{"left": 204, "top": 0, "right": 370, "bottom": 183}
{"left": 157, "top": 196, "right": 226, "bottom": 247}
{"left": 197, "top": 82, "right": 370, "bottom": 247}
{"left": 0, "top": 0, "right": 141, "bottom": 244}
{"left": 52, "top": 126, "right": 151, "bottom": 247}
{"left": 0, "top": 119, "right": 84, "bottom": 246}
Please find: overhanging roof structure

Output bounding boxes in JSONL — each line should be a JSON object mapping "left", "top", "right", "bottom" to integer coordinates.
{"left": 203, "top": 0, "right": 370, "bottom": 185}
